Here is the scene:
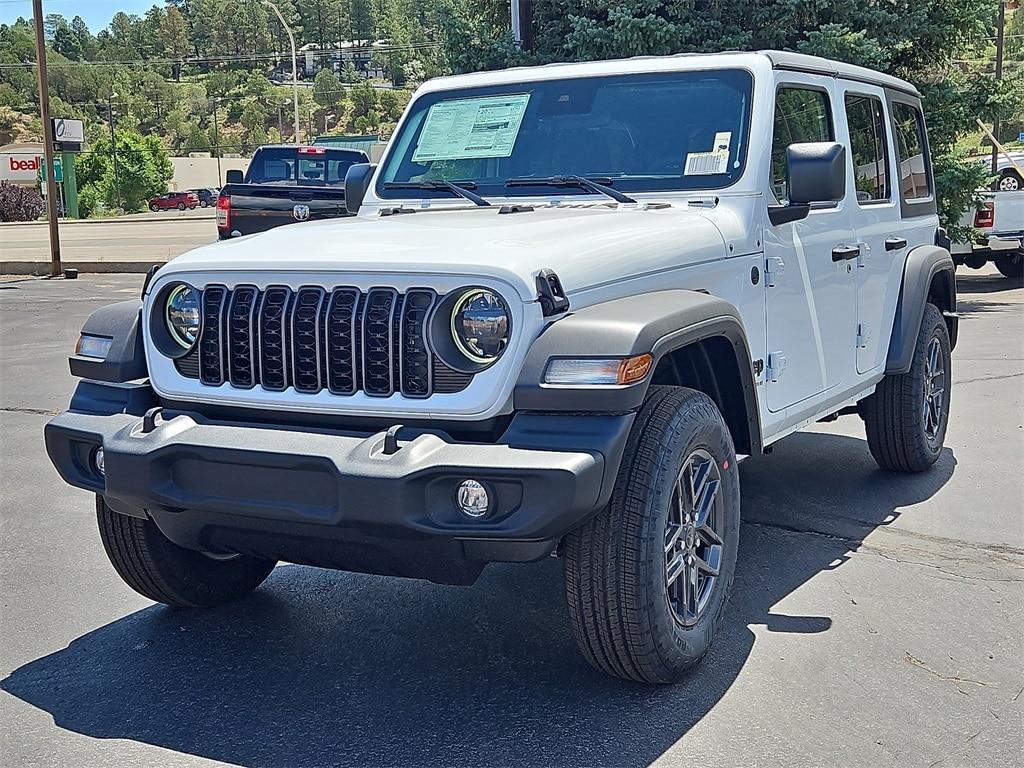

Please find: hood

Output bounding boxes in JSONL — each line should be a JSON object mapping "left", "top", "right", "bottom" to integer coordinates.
{"left": 166, "top": 203, "right": 729, "bottom": 302}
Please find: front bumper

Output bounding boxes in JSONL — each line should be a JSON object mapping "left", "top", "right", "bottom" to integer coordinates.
{"left": 44, "top": 386, "right": 631, "bottom": 584}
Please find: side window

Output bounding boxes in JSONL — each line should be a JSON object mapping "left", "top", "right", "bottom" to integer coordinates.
{"left": 892, "top": 102, "right": 931, "bottom": 200}
{"left": 770, "top": 87, "right": 834, "bottom": 203}
{"left": 845, "top": 94, "right": 890, "bottom": 203}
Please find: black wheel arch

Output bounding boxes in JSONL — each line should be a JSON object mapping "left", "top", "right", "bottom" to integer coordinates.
{"left": 69, "top": 299, "right": 148, "bottom": 383}
{"left": 886, "top": 244, "right": 958, "bottom": 375}
{"left": 514, "top": 290, "right": 762, "bottom": 456}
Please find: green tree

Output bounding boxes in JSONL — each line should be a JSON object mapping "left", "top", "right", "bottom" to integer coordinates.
{"left": 314, "top": 67, "right": 344, "bottom": 109}
{"left": 349, "top": 77, "right": 377, "bottom": 119}
{"left": 160, "top": 6, "right": 190, "bottom": 80}
{"left": 76, "top": 129, "right": 174, "bottom": 213}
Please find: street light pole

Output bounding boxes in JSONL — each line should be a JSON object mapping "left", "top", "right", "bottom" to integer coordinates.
{"left": 31, "top": 0, "right": 61, "bottom": 276}
{"left": 990, "top": 0, "right": 1006, "bottom": 175}
{"left": 264, "top": 0, "right": 301, "bottom": 144}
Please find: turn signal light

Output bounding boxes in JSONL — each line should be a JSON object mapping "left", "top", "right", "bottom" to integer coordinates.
{"left": 544, "top": 354, "right": 654, "bottom": 386}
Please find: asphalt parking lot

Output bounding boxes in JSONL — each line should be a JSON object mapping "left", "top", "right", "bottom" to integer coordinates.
{"left": 0, "top": 268, "right": 1021, "bottom": 768}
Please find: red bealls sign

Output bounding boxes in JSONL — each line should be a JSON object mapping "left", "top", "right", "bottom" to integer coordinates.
{"left": 1, "top": 153, "right": 44, "bottom": 183}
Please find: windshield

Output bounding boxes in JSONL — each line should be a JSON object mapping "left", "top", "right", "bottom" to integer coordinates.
{"left": 377, "top": 69, "right": 753, "bottom": 200}
{"left": 247, "top": 148, "right": 366, "bottom": 186}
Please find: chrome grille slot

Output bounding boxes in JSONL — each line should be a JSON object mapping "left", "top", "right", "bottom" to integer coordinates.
{"left": 361, "top": 288, "right": 399, "bottom": 397}
{"left": 198, "top": 285, "right": 227, "bottom": 385}
{"left": 290, "top": 287, "right": 325, "bottom": 393}
{"left": 227, "top": 286, "right": 258, "bottom": 388}
{"left": 179, "top": 285, "right": 472, "bottom": 398}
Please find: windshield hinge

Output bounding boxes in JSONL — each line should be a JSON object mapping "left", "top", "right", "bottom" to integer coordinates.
{"left": 380, "top": 207, "right": 416, "bottom": 216}
{"left": 536, "top": 269, "right": 570, "bottom": 317}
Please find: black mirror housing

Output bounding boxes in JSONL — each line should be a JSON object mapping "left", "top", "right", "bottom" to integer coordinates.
{"left": 344, "top": 163, "right": 377, "bottom": 214}
{"left": 225, "top": 169, "right": 244, "bottom": 184}
{"left": 786, "top": 142, "right": 846, "bottom": 205}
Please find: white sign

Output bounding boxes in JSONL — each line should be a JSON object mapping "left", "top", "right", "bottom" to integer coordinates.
{"left": 0, "top": 153, "right": 44, "bottom": 183}
{"left": 412, "top": 94, "right": 531, "bottom": 163}
{"left": 53, "top": 118, "right": 85, "bottom": 143}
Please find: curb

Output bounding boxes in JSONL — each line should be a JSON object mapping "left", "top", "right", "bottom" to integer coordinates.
{"left": 0, "top": 214, "right": 215, "bottom": 227}
{"left": 1, "top": 260, "right": 167, "bottom": 275}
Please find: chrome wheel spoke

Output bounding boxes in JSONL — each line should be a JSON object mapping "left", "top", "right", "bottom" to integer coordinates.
{"left": 666, "top": 553, "right": 686, "bottom": 587}
{"left": 693, "top": 551, "right": 719, "bottom": 578}
{"left": 697, "top": 521, "right": 723, "bottom": 547}
{"left": 665, "top": 522, "right": 683, "bottom": 556}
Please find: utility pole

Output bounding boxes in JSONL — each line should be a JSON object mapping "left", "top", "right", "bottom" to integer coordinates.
{"left": 107, "top": 93, "right": 121, "bottom": 211}
{"left": 31, "top": 0, "right": 61, "bottom": 276}
{"left": 211, "top": 99, "right": 222, "bottom": 182}
{"left": 991, "top": 0, "right": 1006, "bottom": 174}
{"left": 510, "top": 1, "right": 533, "bottom": 50}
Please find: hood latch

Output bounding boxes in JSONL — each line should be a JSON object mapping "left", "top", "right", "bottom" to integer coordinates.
{"left": 536, "top": 269, "right": 570, "bottom": 317}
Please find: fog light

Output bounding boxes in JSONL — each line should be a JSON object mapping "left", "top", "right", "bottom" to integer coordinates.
{"left": 93, "top": 447, "right": 105, "bottom": 475}
{"left": 456, "top": 479, "right": 489, "bottom": 518}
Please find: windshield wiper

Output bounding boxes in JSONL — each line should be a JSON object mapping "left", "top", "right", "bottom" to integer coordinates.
{"left": 383, "top": 180, "right": 491, "bottom": 207}
{"left": 504, "top": 175, "right": 637, "bottom": 204}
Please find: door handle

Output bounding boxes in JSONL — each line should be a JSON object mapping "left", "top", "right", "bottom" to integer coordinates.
{"left": 832, "top": 245, "right": 860, "bottom": 262}
{"left": 885, "top": 237, "right": 908, "bottom": 252}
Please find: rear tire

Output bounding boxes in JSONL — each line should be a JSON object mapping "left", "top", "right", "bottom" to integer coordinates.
{"left": 177, "top": 202, "right": 186, "bottom": 211}
{"left": 994, "top": 252, "right": 1023, "bottom": 279}
{"left": 862, "top": 303, "right": 951, "bottom": 472}
{"left": 96, "top": 496, "right": 276, "bottom": 608}
{"left": 564, "top": 386, "right": 740, "bottom": 684}
{"left": 995, "top": 170, "right": 1021, "bottom": 192}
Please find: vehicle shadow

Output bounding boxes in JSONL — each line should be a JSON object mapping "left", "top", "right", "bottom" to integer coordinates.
{"left": 1, "top": 431, "right": 955, "bottom": 768}
{"left": 955, "top": 270, "right": 1022, "bottom": 294}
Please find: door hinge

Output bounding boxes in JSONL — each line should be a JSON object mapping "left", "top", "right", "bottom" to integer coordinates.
{"left": 856, "top": 323, "right": 871, "bottom": 349}
{"left": 752, "top": 358, "right": 764, "bottom": 377}
{"left": 765, "top": 256, "right": 785, "bottom": 287}
{"left": 767, "top": 352, "right": 787, "bottom": 382}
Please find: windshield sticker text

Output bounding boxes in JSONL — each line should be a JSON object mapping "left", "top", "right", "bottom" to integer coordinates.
{"left": 412, "top": 94, "right": 531, "bottom": 163}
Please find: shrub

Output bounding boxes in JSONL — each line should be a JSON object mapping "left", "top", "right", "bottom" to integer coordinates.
{"left": 0, "top": 180, "right": 44, "bottom": 222}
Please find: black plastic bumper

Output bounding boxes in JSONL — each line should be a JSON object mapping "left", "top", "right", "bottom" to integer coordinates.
{"left": 44, "top": 385, "right": 632, "bottom": 584}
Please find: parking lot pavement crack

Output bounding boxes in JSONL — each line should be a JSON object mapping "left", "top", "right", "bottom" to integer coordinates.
{"left": 0, "top": 406, "right": 58, "bottom": 416}
{"left": 953, "top": 371, "right": 1024, "bottom": 386}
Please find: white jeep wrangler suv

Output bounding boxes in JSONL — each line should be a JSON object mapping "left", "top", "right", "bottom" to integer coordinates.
{"left": 46, "top": 51, "right": 957, "bottom": 684}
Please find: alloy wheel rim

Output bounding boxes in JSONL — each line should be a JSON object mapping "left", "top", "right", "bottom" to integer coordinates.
{"left": 665, "top": 448, "right": 724, "bottom": 628}
{"left": 923, "top": 336, "right": 945, "bottom": 440}
{"left": 998, "top": 176, "right": 1019, "bottom": 191}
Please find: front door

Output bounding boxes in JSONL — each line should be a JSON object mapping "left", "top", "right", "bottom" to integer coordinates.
{"left": 764, "top": 78, "right": 858, "bottom": 413}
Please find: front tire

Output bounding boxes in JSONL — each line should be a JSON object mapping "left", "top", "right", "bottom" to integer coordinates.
{"left": 149, "top": 203, "right": 159, "bottom": 212}
{"left": 96, "top": 496, "right": 276, "bottom": 608}
{"left": 177, "top": 202, "right": 186, "bottom": 211}
{"left": 564, "top": 386, "right": 740, "bottom": 684}
{"left": 862, "top": 303, "right": 951, "bottom": 472}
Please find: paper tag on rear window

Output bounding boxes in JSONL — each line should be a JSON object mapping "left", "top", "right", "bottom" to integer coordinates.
{"left": 412, "top": 94, "right": 531, "bottom": 162}
{"left": 684, "top": 151, "right": 729, "bottom": 175}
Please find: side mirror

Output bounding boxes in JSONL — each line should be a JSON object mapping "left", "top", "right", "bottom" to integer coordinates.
{"left": 225, "top": 169, "right": 243, "bottom": 184}
{"left": 769, "top": 142, "right": 846, "bottom": 225}
{"left": 344, "top": 163, "right": 377, "bottom": 214}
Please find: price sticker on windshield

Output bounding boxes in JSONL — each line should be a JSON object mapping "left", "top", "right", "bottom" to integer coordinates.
{"left": 412, "top": 94, "right": 531, "bottom": 163}
{"left": 684, "top": 131, "right": 732, "bottom": 176}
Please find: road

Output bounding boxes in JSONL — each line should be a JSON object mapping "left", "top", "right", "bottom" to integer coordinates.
{"left": 0, "top": 267, "right": 1022, "bottom": 768}
{"left": 0, "top": 209, "right": 216, "bottom": 270}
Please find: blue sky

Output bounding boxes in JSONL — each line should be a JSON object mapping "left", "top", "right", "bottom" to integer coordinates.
{"left": 1, "top": 0, "right": 158, "bottom": 31}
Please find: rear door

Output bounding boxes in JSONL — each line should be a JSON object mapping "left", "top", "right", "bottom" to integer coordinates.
{"left": 763, "top": 77, "right": 859, "bottom": 412}
{"left": 839, "top": 85, "right": 904, "bottom": 375}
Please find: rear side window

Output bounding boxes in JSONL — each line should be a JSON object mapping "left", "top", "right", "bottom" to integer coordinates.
{"left": 892, "top": 103, "right": 931, "bottom": 200}
{"left": 770, "top": 87, "right": 834, "bottom": 203}
{"left": 845, "top": 94, "right": 890, "bottom": 203}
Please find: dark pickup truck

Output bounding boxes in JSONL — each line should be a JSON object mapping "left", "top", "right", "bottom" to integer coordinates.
{"left": 217, "top": 145, "right": 369, "bottom": 239}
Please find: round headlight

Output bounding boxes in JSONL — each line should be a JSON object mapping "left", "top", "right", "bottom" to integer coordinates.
{"left": 450, "top": 289, "right": 510, "bottom": 363}
{"left": 165, "top": 284, "right": 201, "bottom": 348}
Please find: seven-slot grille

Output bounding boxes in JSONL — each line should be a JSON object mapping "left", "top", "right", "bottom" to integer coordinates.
{"left": 174, "top": 285, "right": 472, "bottom": 398}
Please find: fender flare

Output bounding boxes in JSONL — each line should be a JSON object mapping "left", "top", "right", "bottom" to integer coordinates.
{"left": 69, "top": 299, "right": 148, "bottom": 383}
{"left": 885, "top": 245, "right": 957, "bottom": 375}
{"left": 514, "top": 290, "right": 762, "bottom": 451}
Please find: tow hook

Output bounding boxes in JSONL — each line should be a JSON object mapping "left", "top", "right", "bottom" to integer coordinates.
{"left": 141, "top": 407, "right": 164, "bottom": 434}
{"left": 383, "top": 424, "right": 404, "bottom": 455}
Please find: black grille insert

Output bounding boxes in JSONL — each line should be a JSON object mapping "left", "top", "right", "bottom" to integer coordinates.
{"left": 178, "top": 285, "right": 471, "bottom": 398}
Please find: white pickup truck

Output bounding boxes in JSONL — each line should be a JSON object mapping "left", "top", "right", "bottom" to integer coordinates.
{"left": 952, "top": 189, "right": 1024, "bottom": 278}
{"left": 46, "top": 51, "right": 958, "bottom": 684}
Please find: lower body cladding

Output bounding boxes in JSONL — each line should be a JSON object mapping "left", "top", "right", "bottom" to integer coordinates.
{"left": 44, "top": 382, "right": 633, "bottom": 586}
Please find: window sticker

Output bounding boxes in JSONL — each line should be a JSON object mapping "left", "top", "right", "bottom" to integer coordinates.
{"left": 684, "top": 130, "right": 732, "bottom": 175}
{"left": 411, "top": 94, "right": 531, "bottom": 162}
